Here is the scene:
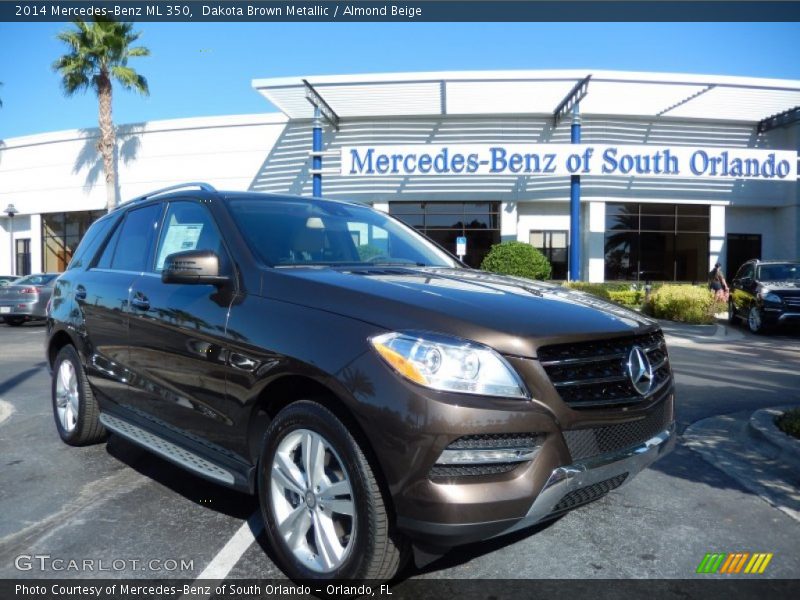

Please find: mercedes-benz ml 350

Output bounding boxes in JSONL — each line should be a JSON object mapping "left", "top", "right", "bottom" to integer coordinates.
{"left": 47, "top": 183, "right": 675, "bottom": 580}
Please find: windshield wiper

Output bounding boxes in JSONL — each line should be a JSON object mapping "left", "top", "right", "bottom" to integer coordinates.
{"left": 364, "top": 261, "right": 427, "bottom": 267}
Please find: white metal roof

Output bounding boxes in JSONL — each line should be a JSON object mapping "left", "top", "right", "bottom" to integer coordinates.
{"left": 251, "top": 70, "right": 800, "bottom": 123}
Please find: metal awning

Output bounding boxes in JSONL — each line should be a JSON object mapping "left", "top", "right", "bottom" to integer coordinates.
{"left": 252, "top": 70, "right": 800, "bottom": 124}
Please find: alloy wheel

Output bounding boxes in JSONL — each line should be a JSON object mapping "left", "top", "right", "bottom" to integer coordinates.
{"left": 748, "top": 306, "right": 762, "bottom": 333}
{"left": 55, "top": 360, "right": 80, "bottom": 433}
{"left": 270, "top": 428, "right": 355, "bottom": 573}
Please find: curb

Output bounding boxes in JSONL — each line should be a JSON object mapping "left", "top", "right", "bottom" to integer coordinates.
{"left": 749, "top": 406, "right": 800, "bottom": 464}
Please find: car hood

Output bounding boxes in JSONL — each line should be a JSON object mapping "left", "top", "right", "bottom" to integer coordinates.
{"left": 264, "top": 266, "right": 656, "bottom": 358}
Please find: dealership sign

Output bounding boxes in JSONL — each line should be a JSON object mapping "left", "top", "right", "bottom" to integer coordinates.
{"left": 341, "top": 144, "right": 798, "bottom": 181}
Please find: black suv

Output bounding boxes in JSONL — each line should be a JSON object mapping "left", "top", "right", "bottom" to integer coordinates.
{"left": 47, "top": 183, "right": 674, "bottom": 580}
{"left": 729, "top": 259, "right": 800, "bottom": 333}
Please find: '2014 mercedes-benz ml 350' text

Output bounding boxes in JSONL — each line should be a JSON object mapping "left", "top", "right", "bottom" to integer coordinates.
{"left": 47, "top": 183, "right": 675, "bottom": 580}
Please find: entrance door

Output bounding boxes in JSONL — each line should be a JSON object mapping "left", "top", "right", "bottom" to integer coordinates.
{"left": 530, "top": 230, "right": 568, "bottom": 280}
{"left": 15, "top": 239, "right": 31, "bottom": 276}
{"left": 726, "top": 234, "right": 761, "bottom": 280}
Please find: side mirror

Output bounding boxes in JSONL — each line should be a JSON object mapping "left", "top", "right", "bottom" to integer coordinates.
{"left": 162, "top": 250, "right": 229, "bottom": 286}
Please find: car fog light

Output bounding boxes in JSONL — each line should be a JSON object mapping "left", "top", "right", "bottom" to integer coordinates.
{"left": 436, "top": 447, "right": 539, "bottom": 465}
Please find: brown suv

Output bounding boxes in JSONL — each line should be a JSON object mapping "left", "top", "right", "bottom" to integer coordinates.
{"left": 46, "top": 183, "right": 675, "bottom": 581}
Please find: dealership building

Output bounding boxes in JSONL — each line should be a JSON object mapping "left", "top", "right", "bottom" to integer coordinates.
{"left": 1, "top": 70, "right": 798, "bottom": 281}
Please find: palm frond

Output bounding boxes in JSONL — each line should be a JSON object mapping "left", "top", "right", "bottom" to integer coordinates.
{"left": 53, "top": 17, "right": 150, "bottom": 98}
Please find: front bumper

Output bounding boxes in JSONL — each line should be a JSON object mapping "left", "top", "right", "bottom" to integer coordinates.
{"left": 399, "top": 422, "right": 675, "bottom": 547}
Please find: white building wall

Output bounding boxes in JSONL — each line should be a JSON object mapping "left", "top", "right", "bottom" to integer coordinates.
{"left": 516, "top": 202, "right": 570, "bottom": 243}
{"left": 709, "top": 205, "right": 726, "bottom": 271}
{"left": 0, "top": 113, "right": 288, "bottom": 217}
{"left": 726, "top": 207, "right": 782, "bottom": 260}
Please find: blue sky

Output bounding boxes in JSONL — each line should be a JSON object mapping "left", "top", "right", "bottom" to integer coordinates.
{"left": 1, "top": 22, "right": 799, "bottom": 139}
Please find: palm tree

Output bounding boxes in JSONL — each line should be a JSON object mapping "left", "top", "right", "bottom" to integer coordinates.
{"left": 53, "top": 18, "right": 149, "bottom": 211}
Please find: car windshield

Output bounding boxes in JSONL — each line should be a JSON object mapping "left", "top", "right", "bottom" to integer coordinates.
{"left": 757, "top": 263, "right": 800, "bottom": 281}
{"left": 12, "top": 274, "right": 57, "bottom": 286}
{"left": 227, "top": 198, "right": 458, "bottom": 268}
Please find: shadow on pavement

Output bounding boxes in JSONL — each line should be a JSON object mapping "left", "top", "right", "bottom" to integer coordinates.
{"left": 106, "top": 434, "right": 258, "bottom": 520}
{"left": 0, "top": 362, "right": 47, "bottom": 396}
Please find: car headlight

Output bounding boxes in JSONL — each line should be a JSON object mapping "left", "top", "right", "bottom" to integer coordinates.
{"left": 369, "top": 331, "right": 528, "bottom": 399}
{"left": 760, "top": 292, "right": 782, "bottom": 304}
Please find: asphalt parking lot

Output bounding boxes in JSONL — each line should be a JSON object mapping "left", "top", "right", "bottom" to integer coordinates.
{"left": 0, "top": 320, "right": 798, "bottom": 583}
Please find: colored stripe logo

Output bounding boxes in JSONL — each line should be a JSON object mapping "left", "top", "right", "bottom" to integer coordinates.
{"left": 696, "top": 552, "right": 773, "bottom": 574}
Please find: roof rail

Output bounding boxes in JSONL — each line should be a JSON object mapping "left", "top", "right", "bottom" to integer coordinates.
{"left": 133, "top": 182, "right": 217, "bottom": 202}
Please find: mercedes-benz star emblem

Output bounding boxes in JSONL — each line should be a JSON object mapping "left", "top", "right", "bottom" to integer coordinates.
{"left": 627, "top": 346, "right": 654, "bottom": 396}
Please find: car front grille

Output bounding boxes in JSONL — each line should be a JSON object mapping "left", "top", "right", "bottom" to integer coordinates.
{"left": 783, "top": 295, "right": 800, "bottom": 308}
{"left": 538, "top": 331, "right": 672, "bottom": 409}
{"left": 562, "top": 400, "right": 671, "bottom": 461}
{"left": 550, "top": 473, "right": 629, "bottom": 513}
{"left": 429, "top": 463, "right": 520, "bottom": 479}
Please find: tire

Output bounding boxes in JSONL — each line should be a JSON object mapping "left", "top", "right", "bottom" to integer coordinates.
{"left": 51, "top": 345, "right": 107, "bottom": 445}
{"left": 5, "top": 317, "right": 25, "bottom": 326}
{"left": 747, "top": 306, "right": 765, "bottom": 334}
{"left": 258, "top": 400, "right": 407, "bottom": 581}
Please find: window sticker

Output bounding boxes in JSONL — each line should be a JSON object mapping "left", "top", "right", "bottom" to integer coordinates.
{"left": 157, "top": 223, "right": 204, "bottom": 269}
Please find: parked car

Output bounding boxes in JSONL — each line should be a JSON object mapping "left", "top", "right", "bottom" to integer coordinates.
{"left": 0, "top": 275, "right": 18, "bottom": 286}
{"left": 728, "top": 259, "right": 800, "bottom": 333}
{"left": 0, "top": 273, "right": 59, "bottom": 326}
{"left": 46, "top": 183, "right": 675, "bottom": 581}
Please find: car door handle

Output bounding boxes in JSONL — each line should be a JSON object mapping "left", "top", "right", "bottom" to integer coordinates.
{"left": 75, "top": 286, "right": 87, "bottom": 301}
{"left": 130, "top": 296, "right": 150, "bottom": 311}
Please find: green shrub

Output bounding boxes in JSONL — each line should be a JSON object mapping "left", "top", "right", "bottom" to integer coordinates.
{"left": 562, "top": 282, "right": 612, "bottom": 300}
{"left": 643, "top": 284, "right": 724, "bottom": 324}
{"left": 608, "top": 289, "right": 643, "bottom": 307}
{"left": 480, "top": 241, "right": 552, "bottom": 280}
{"left": 776, "top": 408, "right": 800, "bottom": 440}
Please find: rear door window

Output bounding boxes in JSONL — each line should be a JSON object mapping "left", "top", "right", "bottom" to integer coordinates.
{"left": 109, "top": 204, "right": 162, "bottom": 272}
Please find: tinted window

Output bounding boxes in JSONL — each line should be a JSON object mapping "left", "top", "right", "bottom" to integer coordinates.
{"left": 109, "top": 204, "right": 162, "bottom": 272}
{"left": 228, "top": 199, "right": 456, "bottom": 268}
{"left": 736, "top": 263, "right": 754, "bottom": 280}
{"left": 155, "top": 202, "right": 227, "bottom": 272}
{"left": 67, "top": 215, "right": 119, "bottom": 270}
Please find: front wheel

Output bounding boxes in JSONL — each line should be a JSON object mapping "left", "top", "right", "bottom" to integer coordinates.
{"left": 258, "top": 400, "right": 407, "bottom": 581}
{"left": 747, "top": 306, "right": 765, "bottom": 334}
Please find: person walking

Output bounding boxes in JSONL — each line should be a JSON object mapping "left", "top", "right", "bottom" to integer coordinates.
{"left": 708, "top": 262, "right": 729, "bottom": 302}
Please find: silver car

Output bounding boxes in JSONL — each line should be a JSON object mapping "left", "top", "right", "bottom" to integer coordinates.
{"left": 0, "top": 273, "right": 59, "bottom": 326}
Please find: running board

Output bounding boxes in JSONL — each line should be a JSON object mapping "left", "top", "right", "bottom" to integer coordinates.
{"left": 100, "top": 413, "right": 236, "bottom": 486}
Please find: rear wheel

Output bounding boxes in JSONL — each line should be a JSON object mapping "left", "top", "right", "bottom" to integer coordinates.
{"left": 5, "top": 317, "right": 25, "bottom": 326}
{"left": 258, "top": 400, "right": 407, "bottom": 581}
{"left": 51, "top": 345, "right": 107, "bottom": 445}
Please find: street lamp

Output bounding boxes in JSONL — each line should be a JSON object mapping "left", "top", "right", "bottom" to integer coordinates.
{"left": 4, "top": 203, "right": 18, "bottom": 276}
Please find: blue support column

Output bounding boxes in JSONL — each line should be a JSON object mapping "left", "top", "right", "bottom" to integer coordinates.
{"left": 312, "top": 107, "right": 322, "bottom": 197}
{"left": 569, "top": 104, "right": 582, "bottom": 281}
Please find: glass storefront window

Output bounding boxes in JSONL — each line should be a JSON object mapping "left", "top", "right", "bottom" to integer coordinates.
{"left": 42, "top": 210, "right": 105, "bottom": 272}
{"left": 604, "top": 203, "right": 709, "bottom": 282}
{"left": 389, "top": 201, "right": 500, "bottom": 268}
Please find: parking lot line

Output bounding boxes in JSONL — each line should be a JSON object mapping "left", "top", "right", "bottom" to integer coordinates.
{"left": 196, "top": 510, "right": 264, "bottom": 580}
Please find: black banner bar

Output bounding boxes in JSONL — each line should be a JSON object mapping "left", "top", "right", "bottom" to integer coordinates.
{"left": 3, "top": 1, "right": 800, "bottom": 23}
{"left": 2, "top": 579, "right": 800, "bottom": 600}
